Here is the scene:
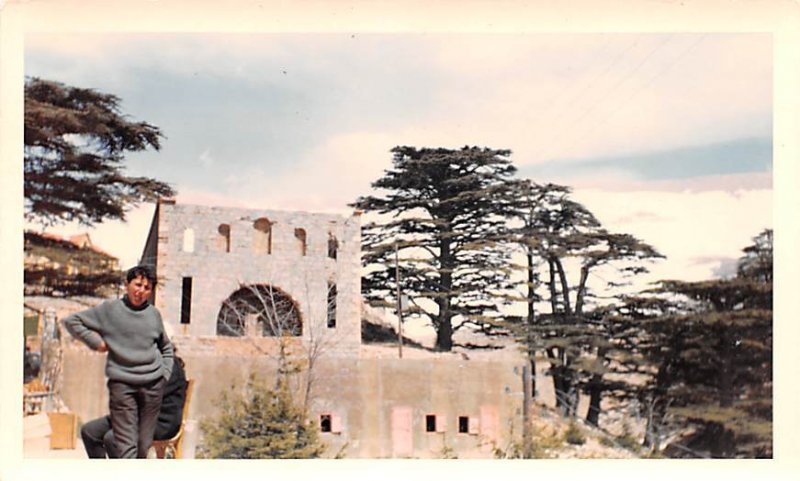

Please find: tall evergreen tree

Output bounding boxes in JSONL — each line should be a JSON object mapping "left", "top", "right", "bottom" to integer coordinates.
{"left": 633, "top": 229, "right": 773, "bottom": 457}
{"left": 505, "top": 182, "right": 601, "bottom": 414}
{"left": 24, "top": 77, "right": 174, "bottom": 226}
{"left": 352, "top": 146, "right": 520, "bottom": 351}
{"left": 506, "top": 181, "right": 661, "bottom": 421}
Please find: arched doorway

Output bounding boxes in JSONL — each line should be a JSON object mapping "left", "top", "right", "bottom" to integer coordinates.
{"left": 216, "top": 284, "right": 302, "bottom": 337}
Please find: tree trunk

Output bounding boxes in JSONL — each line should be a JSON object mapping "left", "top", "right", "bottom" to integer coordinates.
{"left": 642, "top": 398, "right": 662, "bottom": 452}
{"left": 585, "top": 344, "right": 607, "bottom": 426}
{"left": 436, "top": 316, "right": 453, "bottom": 351}
{"left": 585, "top": 373, "right": 602, "bottom": 426}
{"left": 546, "top": 348, "right": 565, "bottom": 410}
{"left": 575, "top": 264, "right": 591, "bottom": 315}
{"left": 563, "top": 372, "right": 576, "bottom": 417}
{"left": 718, "top": 324, "right": 734, "bottom": 408}
{"left": 554, "top": 257, "right": 572, "bottom": 314}
{"left": 554, "top": 359, "right": 575, "bottom": 416}
{"left": 643, "top": 357, "right": 673, "bottom": 451}
{"left": 526, "top": 249, "right": 537, "bottom": 397}
{"left": 435, "top": 235, "right": 454, "bottom": 351}
{"left": 547, "top": 257, "right": 575, "bottom": 416}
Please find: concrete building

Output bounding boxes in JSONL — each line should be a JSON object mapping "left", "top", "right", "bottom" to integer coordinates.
{"left": 59, "top": 200, "right": 526, "bottom": 458}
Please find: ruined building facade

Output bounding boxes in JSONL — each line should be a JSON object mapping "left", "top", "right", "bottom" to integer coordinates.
{"left": 59, "top": 200, "right": 525, "bottom": 458}
{"left": 140, "top": 200, "right": 362, "bottom": 357}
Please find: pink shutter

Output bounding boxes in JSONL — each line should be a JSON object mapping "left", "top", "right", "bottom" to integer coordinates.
{"left": 468, "top": 416, "right": 480, "bottom": 435}
{"left": 480, "top": 405, "right": 499, "bottom": 442}
{"left": 330, "top": 413, "right": 343, "bottom": 434}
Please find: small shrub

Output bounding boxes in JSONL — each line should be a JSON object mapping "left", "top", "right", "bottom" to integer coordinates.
{"left": 615, "top": 423, "right": 642, "bottom": 452}
{"left": 439, "top": 443, "right": 458, "bottom": 459}
{"left": 198, "top": 373, "right": 325, "bottom": 459}
{"left": 616, "top": 433, "right": 641, "bottom": 452}
{"left": 565, "top": 422, "right": 586, "bottom": 445}
{"left": 492, "top": 440, "right": 528, "bottom": 459}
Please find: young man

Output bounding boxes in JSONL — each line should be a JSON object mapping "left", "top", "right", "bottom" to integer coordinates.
{"left": 63, "top": 265, "right": 173, "bottom": 459}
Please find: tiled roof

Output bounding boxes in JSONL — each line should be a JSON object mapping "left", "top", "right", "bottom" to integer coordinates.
{"left": 26, "top": 231, "right": 118, "bottom": 260}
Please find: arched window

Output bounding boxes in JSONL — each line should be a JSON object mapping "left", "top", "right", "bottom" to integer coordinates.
{"left": 216, "top": 284, "right": 302, "bottom": 337}
{"left": 253, "top": 217, "right": 272, "bottom": 254}
{"left": 182, "top": 228, "right": 195, "bottom": 253}
{"left": 294, "top": 228, "right": 307, "bottom": 256}
{"left": 217, "top": 224, "right": 231, "bottom": 253}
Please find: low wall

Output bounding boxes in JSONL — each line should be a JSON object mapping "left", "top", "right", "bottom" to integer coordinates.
{"left": 60, "top": 339, "right": 525, "bottom": 459}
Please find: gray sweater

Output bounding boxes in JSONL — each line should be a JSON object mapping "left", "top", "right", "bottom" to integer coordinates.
{"left": 62, "top": 298, "right": 174, "bottom": 385}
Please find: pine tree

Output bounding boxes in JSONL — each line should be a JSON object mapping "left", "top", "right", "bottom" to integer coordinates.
{"left": 633, "top": 229, "right": 773, "bottom": 457}
{"left": 352, "top": 146, "right": 520, "bottom": 351}
{"left": 24, "top": 77, "right": 174, "bottom": 226}
{"left": 199, "top": 373, "right": 325, "bottom": 459}
{"left": 505, "top": 181, "right": 661, "bottom": 422}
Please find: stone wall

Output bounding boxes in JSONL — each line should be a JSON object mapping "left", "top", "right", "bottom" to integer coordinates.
{"left": 60, "top": 340, "right": 525, "bottom": 459}
{"left": 143, "top": 201, "right": 362, "bottom": 357}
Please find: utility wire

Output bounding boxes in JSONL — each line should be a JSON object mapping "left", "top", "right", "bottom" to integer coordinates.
{"left": 525, "top": 34, "right": 620, "bottom": 134}
{"left": 529, "top": 35, "right": 641, "bottom": 139}
{"left": 556, "top": 34, "right": 709, "bottom": 164}
{"left": 532, "top": 34, "right": 675, "bottom": 164}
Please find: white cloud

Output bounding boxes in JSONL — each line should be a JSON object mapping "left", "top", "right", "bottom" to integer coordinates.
{"left": 551, "top": 172, "right": 773, "bottom": 193}
{"left": 425, "top": 33, "right": 772, "bottom": 165}
{"left": 219, "top": 130, "right": 396, "bottom": 214}
{"left": 572, "top": 187, "right": 772, "bottom": 282}
{"left": 26, "top": 33, "right": 772, "bottom": 174}
{"left": 198, "top": 148, "right": 214, "bottom": 167}
{"left": 175, "top": 188, "right": 249, "bottom": 209}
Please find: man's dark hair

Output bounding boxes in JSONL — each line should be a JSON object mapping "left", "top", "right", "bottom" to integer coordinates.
{"left": 126, "top": 265, "right": 157, "bottom": 286}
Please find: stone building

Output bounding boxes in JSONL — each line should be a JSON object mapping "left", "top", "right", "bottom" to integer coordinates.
{"left": 59, "top": 200, "right": 526, "bottom": 458}
{"left": 140, "top": 199, "right": 362, "bottom": 357}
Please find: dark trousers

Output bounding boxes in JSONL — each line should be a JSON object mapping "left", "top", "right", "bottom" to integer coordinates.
{"left": 107, "top": 377, "right": 165, "bottom": 459}
{"left": 81, "top": 415, "right": 115, "bottom": 458}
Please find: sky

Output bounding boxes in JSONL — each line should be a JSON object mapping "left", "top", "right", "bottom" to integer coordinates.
{"left": 24, "top": 32, "right": 773, "bottom": 285}
{"left": 5, "top": 2, "right": 800, "bottom": 478}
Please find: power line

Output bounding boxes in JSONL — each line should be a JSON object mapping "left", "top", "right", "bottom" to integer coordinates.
{"left": 529, "top": 34, "right": 642, "bottom": 137}
{"left": 557, "top": 34, "right": 709, "bottom": 163}
{"left": 525, "top": 34, "right": 622, "bottom": 134}
{"left": 532, "top": 34, "right": 676, "bottom": 164}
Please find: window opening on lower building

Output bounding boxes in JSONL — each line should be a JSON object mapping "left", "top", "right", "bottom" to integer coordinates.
{"left": 458, "top": 416, "right": 469, "bottom": 433}
{"left": 425, "top": 414, "right": 437, "bottom": 433}
{"left": 320, "top": 414, "right": 332, "bottom": 433}
{"left": 319, "top": 413, "right": 342, "bottom": 434}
